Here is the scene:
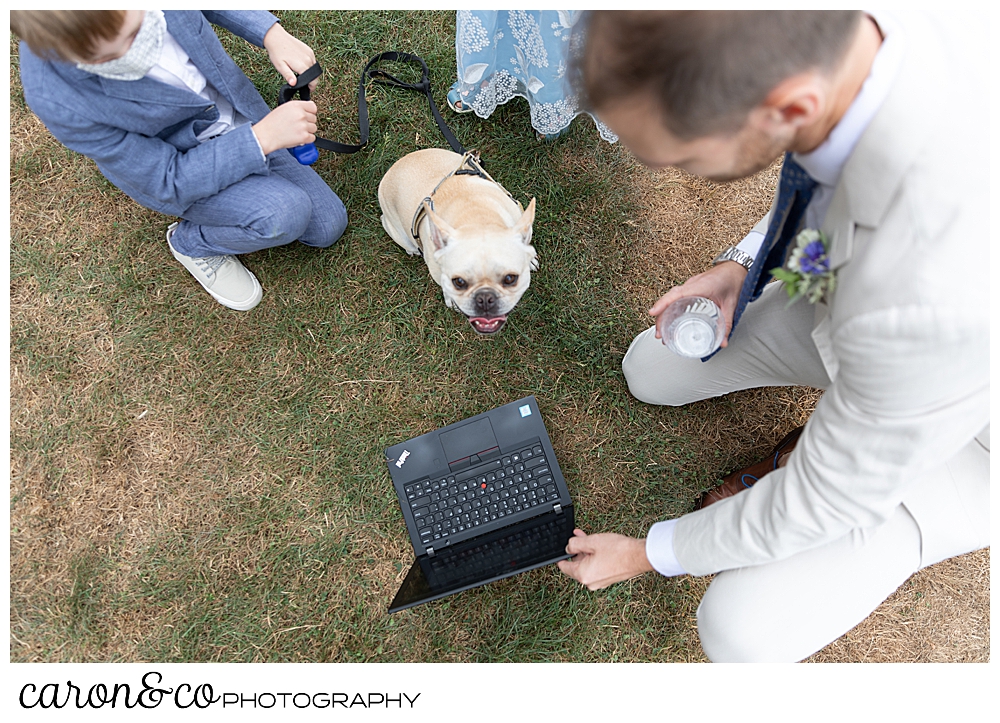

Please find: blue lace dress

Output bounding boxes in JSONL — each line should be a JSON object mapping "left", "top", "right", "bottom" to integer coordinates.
{"left": 452, "top": 10, "right": 617, "bottom": 142}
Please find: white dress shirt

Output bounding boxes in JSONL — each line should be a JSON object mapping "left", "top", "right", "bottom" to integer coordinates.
{"left": 646, "top": 11, "right": 906, "bottom": 578}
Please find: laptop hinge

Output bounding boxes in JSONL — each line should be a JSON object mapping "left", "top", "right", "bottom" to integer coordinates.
{"left": 553, "top": 503, "right": 563, "bottom": 514}
{"left": 426, "top": 547, "right": 435, "bottom": 557}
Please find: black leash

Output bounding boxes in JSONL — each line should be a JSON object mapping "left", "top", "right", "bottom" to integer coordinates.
{"left": 277, "top": 51, "right": 468, "bottom": 162}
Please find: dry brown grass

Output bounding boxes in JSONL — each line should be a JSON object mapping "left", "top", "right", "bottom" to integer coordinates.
{"left": 11, "top": 87, "right": 167, "bottom": 661}
{"left": 626, "top": 160, "right": 781, "bottom": 305}
{"left": 806, "top": 548, "right": 990, "bottom": 663}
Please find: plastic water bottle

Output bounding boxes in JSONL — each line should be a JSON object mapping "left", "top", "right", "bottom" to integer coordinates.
{"left": 657, "top": 296, "right": 725, "bottom": 358}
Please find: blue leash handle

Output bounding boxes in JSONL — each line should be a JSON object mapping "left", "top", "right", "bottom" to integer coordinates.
{"left": 288, "top": 143, "right": 319, "bottom": 165}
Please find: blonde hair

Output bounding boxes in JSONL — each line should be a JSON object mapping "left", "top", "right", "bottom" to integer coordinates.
{"left": 11, "top": 10, "right": 126, "bottom": 62}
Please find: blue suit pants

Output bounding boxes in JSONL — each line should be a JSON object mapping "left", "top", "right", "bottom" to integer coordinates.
{"left": 168, "top": 149, "right": 347, "bottom": 257}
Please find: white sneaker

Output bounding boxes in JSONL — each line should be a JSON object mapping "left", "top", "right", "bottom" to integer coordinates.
{"left": 166, "top": 222, "right": 263, "bottom": 311}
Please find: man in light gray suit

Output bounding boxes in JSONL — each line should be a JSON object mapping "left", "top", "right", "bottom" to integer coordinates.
{"left": 557, "top": 10, "right": 989, "bottom": 661}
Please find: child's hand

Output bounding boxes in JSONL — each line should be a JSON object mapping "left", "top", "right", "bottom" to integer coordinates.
{"left": 263, "top": 22, "right": 319, "bottom": 91}
{"left": 252, "top": 101, "right": 317, "bottom": 156}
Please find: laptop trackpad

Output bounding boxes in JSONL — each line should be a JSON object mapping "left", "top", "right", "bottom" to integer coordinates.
{"left": 440, "top": 417, "right": 498, "bottom": 466}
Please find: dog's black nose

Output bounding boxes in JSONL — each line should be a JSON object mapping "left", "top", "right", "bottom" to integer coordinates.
{"left": 473, "top": 288, "right": 498, "bottom": 315}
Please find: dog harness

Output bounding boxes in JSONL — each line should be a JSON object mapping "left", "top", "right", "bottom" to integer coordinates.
{"left": 409, "top": 151, "right": 524, "bottom": 254}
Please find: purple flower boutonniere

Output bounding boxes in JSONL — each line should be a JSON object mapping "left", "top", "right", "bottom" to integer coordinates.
{"left": 770, "top": 229, "right": 837, "bottom": 304}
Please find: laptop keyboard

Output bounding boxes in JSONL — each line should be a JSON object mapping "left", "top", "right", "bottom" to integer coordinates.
{"left": 403, "top": 441, "right": 560, "bottom": 546}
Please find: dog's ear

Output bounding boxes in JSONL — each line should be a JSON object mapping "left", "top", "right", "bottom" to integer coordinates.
{"left": 513, "top": 198, "right": 536, "bottom": 246}
{"left": 425, "top": 205, "right": 457, "bottom": 252}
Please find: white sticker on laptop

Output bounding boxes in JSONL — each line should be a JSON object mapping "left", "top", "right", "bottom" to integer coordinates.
{"left": 395, "top": 450, "right": 410, "bottom": 468}
{"left": 519, "top": 404, "right": 532, "bottom": 417}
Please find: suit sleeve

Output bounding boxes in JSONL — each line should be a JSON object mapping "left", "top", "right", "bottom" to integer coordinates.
{"left": 671, "top": 300, "right": 988, "bottom": 575}
{"left": 25, "top": 89, "right": 269, "bottom": 217}
{"left": 201, "top": 11, "right": 279, "bottom": 48}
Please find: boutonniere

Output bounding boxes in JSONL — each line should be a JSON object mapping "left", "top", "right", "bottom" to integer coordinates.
{"left": 770, "top": 229, "right": 836, "bottom": 304}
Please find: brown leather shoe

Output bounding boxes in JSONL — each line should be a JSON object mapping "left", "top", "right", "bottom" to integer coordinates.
{"left": 694, "top": 426, "right": 805, "bottom": 510}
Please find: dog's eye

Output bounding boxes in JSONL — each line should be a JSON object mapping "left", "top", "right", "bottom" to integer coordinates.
{"left": 452, "top": 277, "right": 468, "bottom": 290}
{"left": 502, "top": 274, "right": 519, "bottom": 287}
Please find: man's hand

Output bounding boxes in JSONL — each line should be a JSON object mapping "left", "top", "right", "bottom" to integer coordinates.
{"left": 557, "top": 529, "right": 653, "bottom": 590}
{"left": 263, "top": 22, "right": 318, "bottom": 90}
{"left": 649, "top": 261, "right": 748, "bottom": 348}
{"left": 252, "top": 101, "right": 317, "bottom": 156}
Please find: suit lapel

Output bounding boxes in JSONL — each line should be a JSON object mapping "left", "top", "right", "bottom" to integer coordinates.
{"left": 812, "top": 12, "right": 953, "bottom": 382}
{"left": 824, "top": 188, "right": 854, "bottom": 271}
{"left": 825, "top": 12, "right": 947, "bottom": 268}
{"left": 163, "top": 11, "right": 238, "bottom": 103}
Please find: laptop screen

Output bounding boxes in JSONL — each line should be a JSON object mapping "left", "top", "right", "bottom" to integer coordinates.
{"left": 389, "top": 504, "right": 575, "bottom": 613}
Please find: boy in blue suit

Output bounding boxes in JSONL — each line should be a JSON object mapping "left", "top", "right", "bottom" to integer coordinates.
{"left": 13, "top": 10, "right": 348, "bottom": 311}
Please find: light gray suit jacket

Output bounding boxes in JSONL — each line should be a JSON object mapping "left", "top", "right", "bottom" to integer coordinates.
{"left": 673, "top": 10, "right": 989, "bottom": 575}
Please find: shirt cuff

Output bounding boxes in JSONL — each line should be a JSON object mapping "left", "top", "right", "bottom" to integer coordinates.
{"left": 248, "top": 125, "right": 266, "bottom": 162}
{"left": 736, "top": 230, "right": 765, "bottom": 260}
{"left": 645, "top": 519, "right": 687, "bottom": 577}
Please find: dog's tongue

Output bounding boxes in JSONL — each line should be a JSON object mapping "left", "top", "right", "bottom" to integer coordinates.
{"left": 469, "top": 316, "right": 507, "bottom": 334}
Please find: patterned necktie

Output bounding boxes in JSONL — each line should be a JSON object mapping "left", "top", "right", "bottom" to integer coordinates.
{"left": 705, "top": 153, "right": 818, "bottom": 360}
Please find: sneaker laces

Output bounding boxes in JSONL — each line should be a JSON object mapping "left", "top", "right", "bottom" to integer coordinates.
{"left": 193, "top": 254, "right": 231, "bottom": 277}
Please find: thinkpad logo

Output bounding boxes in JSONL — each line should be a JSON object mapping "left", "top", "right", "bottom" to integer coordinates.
{"left": 395, "top": 450, "right": 410, "bottom": 468}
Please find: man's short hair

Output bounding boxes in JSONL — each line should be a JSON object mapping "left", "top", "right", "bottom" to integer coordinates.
{"left": 11, "top": 10, "right": 126, "bottom": 63}
{"left": 575, "top": 10, "right": 863, "bottom": 139}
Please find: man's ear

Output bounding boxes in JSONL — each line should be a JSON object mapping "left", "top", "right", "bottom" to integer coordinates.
{"left": 425, "top": 205, "right": 457, "bottom": 252}
{"left": 759, "top": 73, "right": 825, "bottom": 131}
{"left": 513, "top": 197, "right": 536, "bottom": 246}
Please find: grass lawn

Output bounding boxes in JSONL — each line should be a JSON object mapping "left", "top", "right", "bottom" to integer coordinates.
{"left": 9, "top": 10, "right": 986, "bottom": 665}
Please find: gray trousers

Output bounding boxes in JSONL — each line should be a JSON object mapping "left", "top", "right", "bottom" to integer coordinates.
{"left": 622, "top": 283, "right": 990, "bottom": 662}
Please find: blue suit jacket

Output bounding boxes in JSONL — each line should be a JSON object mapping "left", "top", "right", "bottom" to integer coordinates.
{"left": 19, "top": 10, "right": 280, "bottom": 216}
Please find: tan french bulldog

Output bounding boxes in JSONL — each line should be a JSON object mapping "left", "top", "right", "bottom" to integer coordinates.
{"left": 378, "top": 148, "right": 537, "bottom": 335}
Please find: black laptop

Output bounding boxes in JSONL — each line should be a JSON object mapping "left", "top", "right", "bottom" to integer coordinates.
{"left": 385, "top": 396, "right": 575, "bottom": 613}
